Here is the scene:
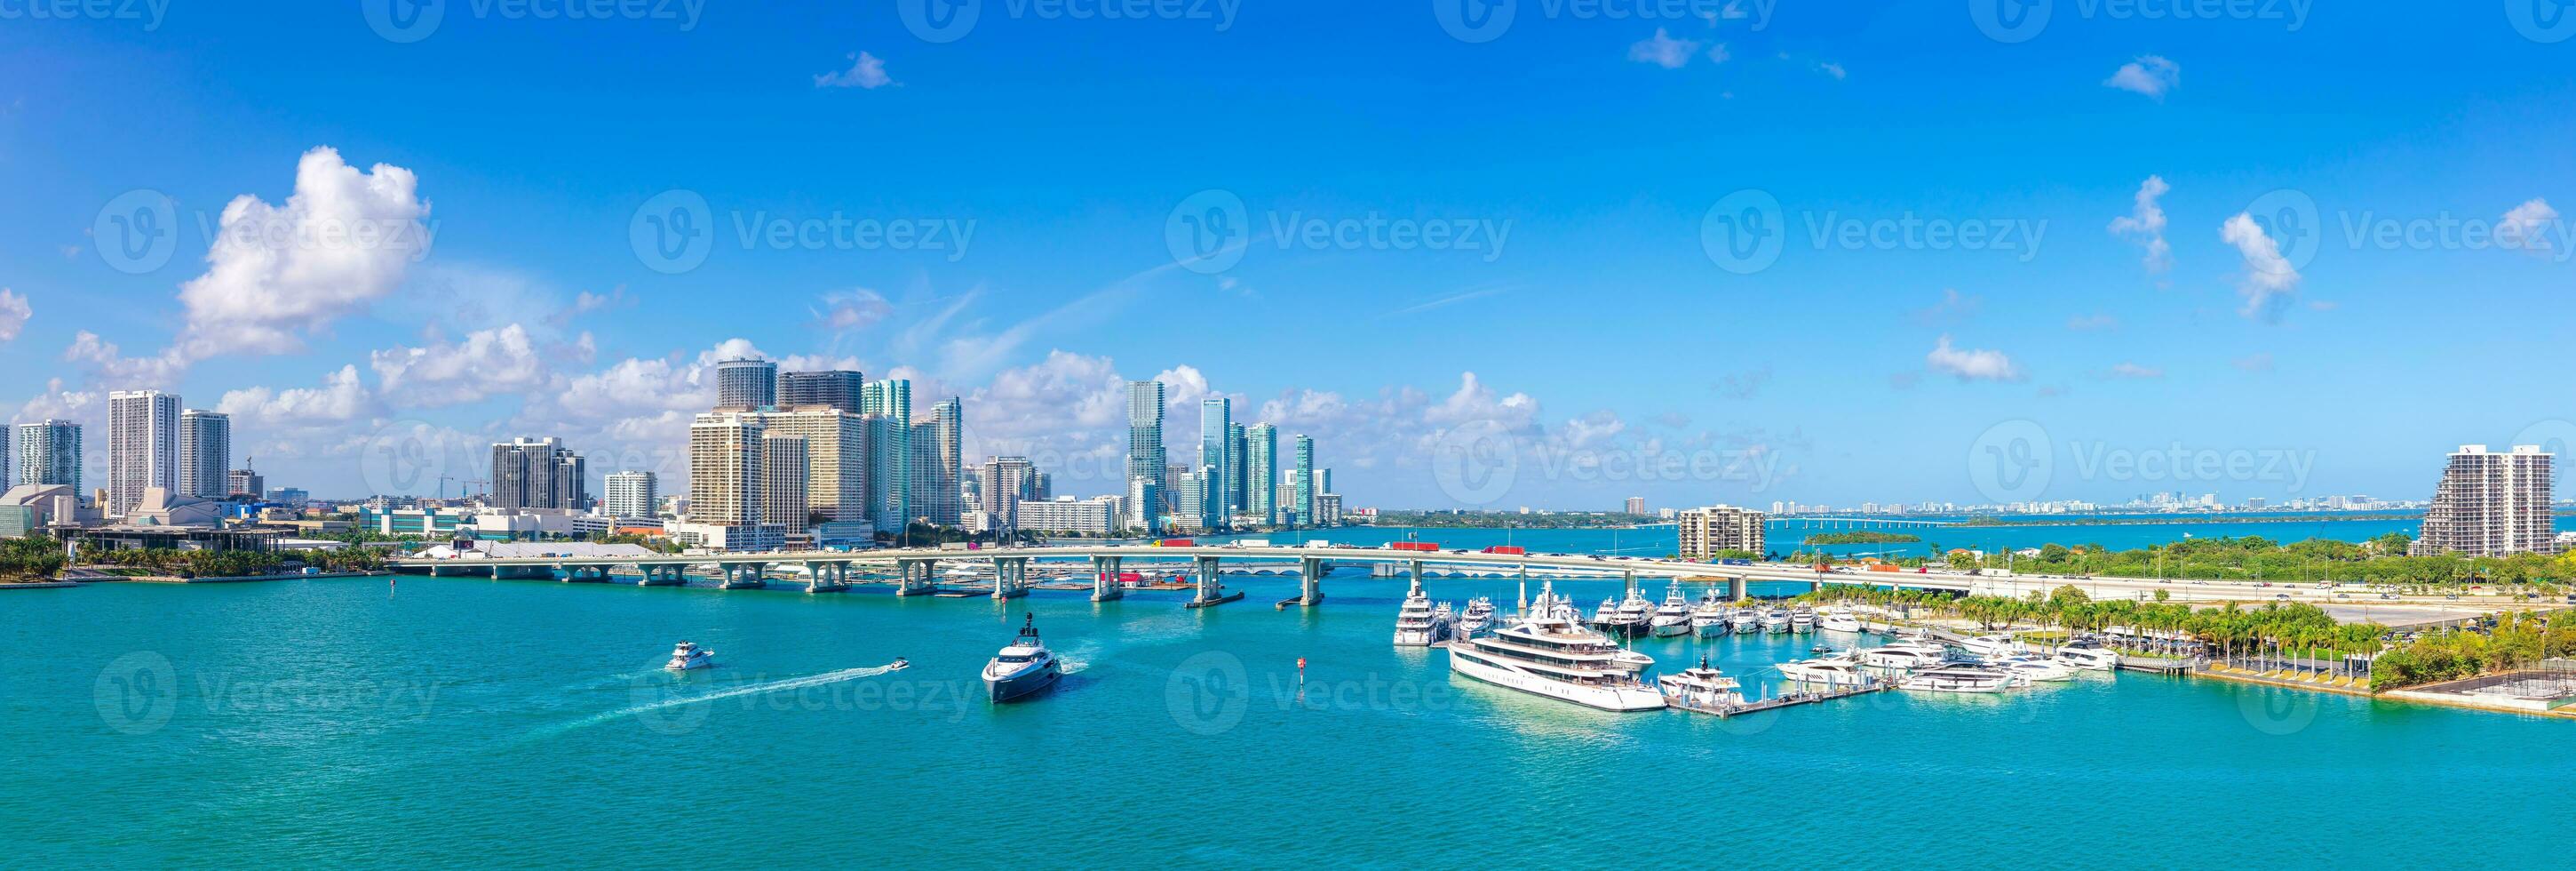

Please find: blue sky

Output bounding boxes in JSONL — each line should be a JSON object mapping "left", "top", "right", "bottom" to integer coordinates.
{"left": 4, "top": 1, "right": 2575, "bottom": 510}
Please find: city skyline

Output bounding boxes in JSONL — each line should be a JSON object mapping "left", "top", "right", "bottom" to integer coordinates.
{"left": 7, "top": 6, "right": 2576, "bottom": 509}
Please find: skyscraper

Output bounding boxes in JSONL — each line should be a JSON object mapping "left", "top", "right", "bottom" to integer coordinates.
{"left": 763, "top": 432, "right": 811, "bottom": 533}
{"left": 1677, "top": 505, "right": 1767, "bottom": 559}
{"left": 978, "top": 455, "right": 1038, "bottom": 531}
{"left": 489, "top": 436, "right": 588, "bottom": 510}
{"left": 688, "top": 412, "right": 765, "bottom": 525}
{"left": 2413, "top": 444, "right": 2557, "bottom": 556}
{"left": 1126, "top": 380, "right": 1165, "bottom": 506}
{"left": 225, "top": 468, "right": 264, "bottom": 499}
{"left": 1292, "top": 434, "right": 1316, "bottom": 528}
{"left": 1173, "top": 467, "right": 1208, "bottom": 532}
{"left": 107, "top": 390, "right": 179, "bottom": 516}
{"left": 20, "top": 420, "right": 82, "bottom": 491}
{"left": 715, "top": 357, "right": 779, "bottom": 410}
{"left": 1199, "top": 398, "right": 1229, "bottom": 529}
{"left": 863, "top": 378, "right": 912, "bottom": 533}
{"left": 1245, "top": 423, "right": 1277, "bottom": 525}
{"left": 179, "top": 409, "right": 230, "bottom": 499}
{"left": 605, "top": 471, "right": 658, "bottom": 519}
{"left": 778, "top": 369, "right": 864, "bottom": 413}
{"left": 1225, "top": 421, "right": 1247, "bottom": 515}
{"left": 748, "top": 407, "right": 870, "bottom": 525}
{"left": 915, "top": 397, "right": 964, "bottom": 525}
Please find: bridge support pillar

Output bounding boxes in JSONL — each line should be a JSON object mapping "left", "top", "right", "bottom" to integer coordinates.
{"left": 1189, "top": 555, "right": 1235, "bottom": 607}
{"left": 1091, "top": 555, "right": 1125, "bottom": 602}
{"left": 1409, "top": 559, "right": 1424, "bottom": 587}
{"left": 1728, "top": 575, "right": 1745, "bottom": 601}
{"left": 806, "top": 560, "right": 849, "bottom": 593}
{"left": 992, "top": 557, "right": 1030, "bottom": 599}
{"left": 720, "top": 563, "right": 768, "bottom": 589}
{"left": 1624, "top": 570, "right": 1638, "bottom": 598}
{"left": 1297, "top": 556, "right": 1324, "bottom": 605}
{"left": 895, "top": 558, "right": 939, "bottom": 595}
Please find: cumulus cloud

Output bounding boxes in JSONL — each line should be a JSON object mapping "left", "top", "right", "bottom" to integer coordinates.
{"left": 1627, "top": 28, "right": 1701, "bottom": 68}
{"left": 217, "top": 365, "right": 376, "bottom": 428}
{"left": 2104, "top": 55, "right": 2179, "bottom": 100}
{"left": 370, "top": 324, "right": 549, "bottom": 406}
{"left": 815, "top": 52, "right": 894, "bottom": 89}
{"left": 1816, "top": 61, "right": 1847, "bottom": 80}
{"left": 176, "top": 147, "right": 431, "bottom": 360}
{"left": 63, "top": 331, "right": 188, "bottom": 389}
{"left": 2220, "top": 212, "right": 2300, "bottom": 320}
{"left": 814, "top": 288, "right": 893, "bottom": 332}
{"left": 2497, "top": 198, "right": 2558, "bottom": 254}
{"left": 2108, "top": 175, "right": 2172, "bottom": 272}
{"left": 1925, "top": 335, "right": 2023, "bottom": 382}
{"left": 0, "top": 289, "right": 27, "bottom": 341}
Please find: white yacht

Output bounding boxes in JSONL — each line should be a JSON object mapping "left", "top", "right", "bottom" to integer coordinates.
{"left": 1955, "top": 634, "right": 2027, "bottom": 658}
{"left": 1447, "top": 582, "right": 1666, "bottom": 712}
{"left": 982, "top": 612, "right": 1062, "bottom": 702}
{"left": 1817, "top": 611, "right": 1864, "bottom": 634}
{"left": 1854, "top": 643, "right": 1950, "bottom": 674}
{"left": 1778, "top": 653, "right": 1872, "bottom": 689}
{"left": 1393, "top": 578, "right": 1450, "bottom": 647}
{"left": 1456, "top": 597, "right": 1498, "bottom": 637}
{"left": 1657, "top": 654, "right": 1747, "bottom": 709}
{"left": 1984, "top": 655, "right": 2077, "bottom": 683}
{"left": 1761, "top": 608, "right": 1792, "bottom": 635}
{"left": 1900, "top": 665, "right": 2015, "bottom": 693}
{"left": 1591, "top": 596, "right": 1622, "bottom": 630}
{"left": 664, "top": 640, "right": 713, "bottom": 671}
{"left": 1726, "top": 607, "right": 1759, "bottom": 634}
{"left": 1690, "top": 590, "right": 1730, "bottom": 637}
{"left": 1789, "top": 607, "right": 1817, "bottom": 635}
{"left": 2054, "top": 645, "right": 2121, "bottom": 671}
{"left": 1608, "top": 590, "right": 1655, "bottom": 639}
{"left": 1650, "top": 586, "right": 1693, "bottom": 638}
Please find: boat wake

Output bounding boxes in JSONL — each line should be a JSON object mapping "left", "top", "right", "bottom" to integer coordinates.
{"left": 1056, "top": 642, "right": 1103, "bottom": 675}
{"left": 522, "top": 663, "right": 902, "bottom": 740}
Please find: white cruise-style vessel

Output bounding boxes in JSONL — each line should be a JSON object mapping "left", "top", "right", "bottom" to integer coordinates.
{"left": 1455, "top": 596, "right": 1498, "bottom": 637}
{"left": 1690, "top": 590, "right": 1730, "bottom": 637}
{"left": 1657, "top": 654, "right": 1746, "bottom": 709}
{"left": 1817, "top": 611, "right": 1864, "bottom": 634}
{"left": 1900, "top": 665, "right": 2015, "bottom": 693}
{"left": 2054, "top": 644, "right": 2121, "bottom": 671}
{"left": 665, "top": 641, "right": 714, "bottom": 671}
{"left": 1650, "top": 586, "right": 1693, "bottom": 638}
{"left": 1607, "top": 589, "right": 1655, "bottom": 639}
{"left": 1393, "top": 578, "right": 1450, "bottom": 647}
{"left": 982, "top": 612, "right": 1062, "bottom": 702}
{"left": 1854, "top": 643, "right": 1949, "bottom": 674}
{"left": 1956, "top": 634, "right": 2028, "bottom": 658}
{"left": 1447, "top": 582, "right": 1665, "bottom": 712}
{"left": 1778, "top": 652, "right": 1872, "bottom": 688}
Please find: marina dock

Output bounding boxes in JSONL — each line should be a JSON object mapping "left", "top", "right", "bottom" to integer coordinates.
{"left": 1668, "top": 682, "right": 1893, "bottom": 717}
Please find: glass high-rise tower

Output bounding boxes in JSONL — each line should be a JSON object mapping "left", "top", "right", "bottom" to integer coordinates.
{"left": 1292, "top": 434, "right": 1316, "bottom": 528}
{"left": 1199, "top": 398, "right": 1230, "bottom": 529}
{"left": 715, "top": 357, "right": 779, "bottom": 410}
{"left": 1125, "top": 380, "right": 1165, "bottom": 507}
{"left": 1245, "top": 423, "right": 1277, "bottom": 525}
{"left": 862, "top": 379, "right": 913, "bottom": 534}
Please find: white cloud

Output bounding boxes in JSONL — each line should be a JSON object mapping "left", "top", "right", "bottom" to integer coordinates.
{"left": 62, "top": 331, "right": 188, "bottom": 389}
{"left": 2108, "top": 175, "right": 2172, "bottom": 272}
{"left": 2104, "top": 363, "right": 2163, "bottom": 379}
{"left": 1925, "top": 335, "right": 2023, "bottom": 382}
{"left": 217, "top": 364, "right": 376, "bottom": 428}
{"left": 1817, "top": 61, "right": 1847, "bottom": 80}
{"left": 814, "top": 288, "right": 893, "bottom": 332}
{"left": 815, "top": 52, "right": 894, "bottom": 89}
{"left": 1425, "top": 372, "right": 1539, "bottom": 430}
{"left": 175, "top": 147, "right": 431, "bottom": 360}
{"left": 0, "top": 289, "right": 27, "bottom": 341}
{"left": 2067, "top": 313, "right": 2119, "bottom": 331}
{"left": 1706, "top": 44, "right": 1731, "bottom": 63}
{"left": 13, "top": 378, "right": 97, "bottom": 427}
{"left": 2220, "top": 212, "right": 2300, "bottom": 320}
{"left": 2104, "top": 55, "right": 2180, "bottom": 100}
{"left": 2497, "top": 197, "right": 2558, "bottom": 254}
{"left": 1627, "top": 28, "right": 1702, "bottom": 68}
{"left": 370, "top": 324, "right": 549, "bottom": 406}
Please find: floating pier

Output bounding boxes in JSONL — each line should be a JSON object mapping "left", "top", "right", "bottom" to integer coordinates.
{"left": 1668, "top": 682, "right": 1891, "bottom": 717}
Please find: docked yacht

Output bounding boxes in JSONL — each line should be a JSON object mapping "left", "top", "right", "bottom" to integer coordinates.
{"left": 1690, "top": 591, "right": 1730, "bottom": 637}
{"left": 1650, "top": 586, "right": 1694, "bottom": 638}
{"left": 1789, "top": 607, "right": 1817, "bottom": 635}
{"left": 1591, "top": 596, "right": 1622, "bottom": 630}
{"left": 1817, "top": 611, "right": 1864, "bottom": 634}
{"left": 1657, "top": 655, "right": 1747, "bottom": 709}
{"left": 1393, "top": 578, "right": 1451, "bottom": 647}
{"left": 1854, "top": 643, "right": 1950, "bottom": 674}
{"left": 1778, "top": 653, "right": 1872, "bottom": 689}
{"left": 664, "top": 641, "right": 714, "bottom": 671}
{"left": 1726, "top": 607, "right": 1759, "bottom": 634}
{"left": 1761, "top": 608, "right": 1792, "bottom": 635}
{"left": 1607, "top": 590, "right": 1655, "bottom": 639}
{"left": 1956, "top": 634, "right": 2028, "bottom": 658}
{"left": 1446, "top": 582, "right": 1666, "bottom": 712}
{"left": 2054, "top": 645, "right": 2121, "bottom": 671}
{"left": 1984, "top": 655, "right": 2077, "bottom": 683}
{"left": 1900, "top": 665, "right": 2015, "bottom": 693}
{"left": 982, "top": 612, "right": 1062, "bottom": 702}
{"left": 1456, "top": 596, "right": 1498, "bottom": 637}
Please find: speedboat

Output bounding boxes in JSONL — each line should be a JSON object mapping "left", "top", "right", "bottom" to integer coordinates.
{"left": 1778, "top": 652, "right": 1872, "bottom": 689}
{"left": 1456, "top": 596, "right": 1498, "bottom": 637}
{"left": 1446, "top": 581, "right": 1665, "bottom": 712}
{"left": 1657, "top": 655, "right": 1746, "bottom": 708}
{"left": 1690, "top": 590, "right": 1730, "bottom": 637}
{"left": 1650, "top": 586, "right": 1693, "bottom": 638}
{"left": 982, "top": 612, "right": 1062, "bottom": 702}
{"left": 1393, "top": 578, "right": 1449, "bottom": 647}
{"left": 665, "top": 641, "right": 713, "bottom": 671}
{"left": 1901, "top": 665, "right": 2015, "bottom": 693}
{"left": 1956, "top": 634, "right": 2027, "bottom": 658}
{"left": 888, "top": 657, "right": 910, "bottom": 671}
{"left": 1817, "top": 611, "right": 1864, "bottom": 634}
{"left": 1984, "top": 655, "right": 2077, "bottom": 683}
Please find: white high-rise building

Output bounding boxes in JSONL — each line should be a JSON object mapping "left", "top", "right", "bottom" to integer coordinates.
{"left": 1676, "top": 505, "right": 1768, "bottom": 560}
{"left": 2413, "top": 444, "right": 2556, "bottom": 556}
{"left": 108, "top": 390, "right": 180, "bottom": 516}
{"left": 179, "top": 409, "right": 230, "bottom": 499}
{"left": 764, "top": 433, "right": 812, "bottom": 534}
{"left": 604, "top": 471, "right": 658, "bottom": 519}
{"left": 914, "top": 398, "right": 964, "bottom": 526}
{"left": 688, "top": 412, "right": 765, "bottom": 526}
{"left": 863, "top": 379, "right": 912, "bottom": 534}
{"left": 750, "top": 407, "right": 871, "bottom": 525}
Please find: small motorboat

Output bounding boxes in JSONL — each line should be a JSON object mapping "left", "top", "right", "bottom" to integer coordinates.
{"left": 665, "top": 641, "right": 713, "bottom": 671}
{"left": 888, "top": 657, "right": 910, "bottom": 671}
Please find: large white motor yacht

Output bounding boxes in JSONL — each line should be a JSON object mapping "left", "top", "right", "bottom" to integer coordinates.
{"left": 1690, "top": 590, "right": 1730, "bottom": 637}
{"left": 1955, "top": 634, "right": 2028, "bottom": 658}
{"left": 1650, "top": 586, "right": 1693, "bottom": 638}
{"left": 664, "top": 641, "right": 713, "bottom": 671}
{"left": 1817, "top": 611, "right": 1864, "bottom": 633}
{"left": 2054, "top": 644, "right": 2122, "bottom": 671}
{"left": 1455, "top": 596, "right": 1498, "bottom": 637}
{"left": 1854, "top": 643, "right": 1949, "bottom": 674}
{"left": 1984, "top": 655, "right": 2078, "bottom": 683}
{"left": 1777, "top": 652, "right": 1872, "bottom": 688}
{"left": 1726, "top": 607, "right": 1758, "bottom": 634}
{"left": 1392, "top": 578, "right": 1450, "bottom": 647}
{"left": 1446, "top": 582, "right": 1666, "bottom": 712}
{"left": 1656, "top": 654, "right": 1746, "bottom": 709}
{"left": 1900, "top": 665, "right": 2015, "bottom": 693}
{"left": 1607, "top": 590, "right": 1655, "bottom": 639}
{"left": 982, "top": 612, "right": 1062, "bottom": 702}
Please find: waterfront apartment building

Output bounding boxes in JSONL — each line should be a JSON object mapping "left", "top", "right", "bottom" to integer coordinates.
{"left": 2412, "top": 444, "right": 2558, "bottom": 556}
{"left": 107, "top": 390, "right": 180, "bottom": 517}
{"left": 863, "top": 379, "right": 912, "bottom": 533}
{"left": 1291, "top": 435, "right": 1316, "bottom": 528}
{"left": 489, "top": 436, "right": 588, "bottom": 510}
{"left": 1126, "top": 380, "right": 1165, "bottom": 509}
{"left": 1315, "top": 493, "right": 1343, "bottom": 527}
{"left": 763, "top": 433, "right": 811, "bottom": 533}
{"left": 777, "top": 369, "right": 863, "bottom": 414}
{"left": 1127, "top": 475, "right": 1162, "bottom": 534}
{"left": 715, "top": 357, "right": 779, "bottom": 410}
{"left": 913, "top": 398, "right": 964, "bottom": 526}
{"left": 977, "top": 456, "right": 1038, "bottom": 531}
{"left": 688, "top": 412, "right": 766, "bottom": 525}
{"left": 1225, "top": 421, "right": 1246, "bottom": 515}
{"left": 1244, "top": 423, "right": 1277, "bottom": 525}
{"left": 1626, "top": 497, "right": 1647, "bottom": 515}
{"left": 1676, "top": 505, "right": 1768, "bottom": 559}
{"left": 604, "top": 471, "right": 658, "bottom": 519}
{"left": 1017, "top": 495, "right": 1126, "bottom": 536}
{"left": 179, "top": 409, "right": 230, "bottom": 499}
{"left": 1172, "top": 467, "right": 1210, "bottom": 533}
{"left": 748, "top": 407, "right": 870, "bottom": 526}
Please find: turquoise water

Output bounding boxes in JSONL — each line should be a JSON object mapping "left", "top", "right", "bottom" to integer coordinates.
{"left": 6, "top": 562, "right": 2569, "bottom": 866}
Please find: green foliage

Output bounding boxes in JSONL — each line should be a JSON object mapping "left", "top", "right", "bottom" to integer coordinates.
{"left": 0, "top": 535, "right": 68, "bottom": 579}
